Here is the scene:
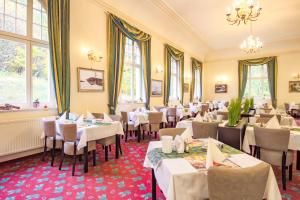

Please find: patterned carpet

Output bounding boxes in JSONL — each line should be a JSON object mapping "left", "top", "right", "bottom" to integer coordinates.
{"left": 1, "top": 136, "right": 300, "bottom": 200}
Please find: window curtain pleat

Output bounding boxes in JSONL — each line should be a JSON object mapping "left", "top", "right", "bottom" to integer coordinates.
{"left": 108, "top": 13, "right": 151, "bottom": 113}
{"left": 164, "top": 44, "right": 184, "bottom": 106}
{"left": 238, "top": 57, "right": 277, "bottom": 107}
{"left": 48, "top": 0, "right": 70, "bottom": 116}
{"left": 190, "top": 57, "right": 202, "bottom": 102}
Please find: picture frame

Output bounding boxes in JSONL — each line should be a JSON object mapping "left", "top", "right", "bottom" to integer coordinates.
{"left": 289, "top": 81, "right": 300, "bottom": 93}
{"left": 184, "top": 83, "right": 189, "bottom": 93}
{"left": 77, "top": 67, "right": 104, "bottom": 92}
{"left": 151, "top": 79, "right": 163, "bottom": 96}
{"left": 215, "top": 84, "right": 227, "bottom": 93}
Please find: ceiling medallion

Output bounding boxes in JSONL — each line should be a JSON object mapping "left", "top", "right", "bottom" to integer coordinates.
{"left": 226, "top": 0, "right": 262, "bottom": 25}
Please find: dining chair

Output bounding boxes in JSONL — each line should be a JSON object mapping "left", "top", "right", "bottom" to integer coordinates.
{"left": 92, "top": 112, "right": 104, "bottom": 119}
{"left": 59, "top": 123, "right": 96, "bottom": 176}
{"left": 167, "top": 107, "right": 178, "bottom": 127}
{"left": 207, "top": 162, "right": 270, "bottom": 200}
{"left": 200, "top": 103, "right": 209, "bottom": 115}
{"left": 260, "top": 108, "right": 272, "bottom": 114}
{"left": 260, "top": 113, "right": 281, "bottom": 122}
{"left": 41, "top": 120, "right": 63, "bottom": 166}
{"left": 158, "top": 128, "right": 186, "bottom": 139}
{"left": 284, "top": 103, "right": 291, "bottom": 115}
{"left": 216, "top": 111, "right": 228, "bottom": 120}
{"left": 121, "top": 111, "right": 135, "bottom": 142}
{"left": 141, "top": 112, "right": 163, "bottom": 140}
{"left": 192, "top": 121, "right": 219, "bottom": 139}
{"left": 254, "top": 126, "right": 293, "bottom": 190}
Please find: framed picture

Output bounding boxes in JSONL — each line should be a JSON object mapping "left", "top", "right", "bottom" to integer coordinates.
{"left": 215, "top": 84, "right": 227, "bottom": 93}
{"left": 289, "top": 81, "right": 300, "bottom": 93}
{"left": 77, "top": 67, "right": 104, "bottom": 92}
{"left": 184, "top": 83, "right": 189, "bottom": 93}
{"left": 151, "top": 79, "right": 163, "bottom": 96}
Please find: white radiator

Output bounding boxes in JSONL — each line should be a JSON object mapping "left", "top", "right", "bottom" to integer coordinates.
{"left": 0, "top": 118, "right": 44, "bottom": 162}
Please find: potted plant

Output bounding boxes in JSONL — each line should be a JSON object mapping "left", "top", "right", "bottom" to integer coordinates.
{"left": 249, "top": 97, "right": 254, "bottom": 109}
{"left": 227, "top": 98, "right": 242, "bottom": 127}
{"left": 243, "top": 98, "right": 250, "bottom": 114}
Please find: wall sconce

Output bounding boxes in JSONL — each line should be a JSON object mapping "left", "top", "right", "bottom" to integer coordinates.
{"left": 87, "top": 50, "right": 103, "bottom": 68}
{"left": 216, "top": 75, "right": 228, "bottom": 84}
{"left": 184, "top": 73, "right": 191, "bottom": 81}
{"left": 156, "top": 65, "right": 164, "bottom": 73}
{"left": 292, "top": 73, "right": 300, "bottom": 80}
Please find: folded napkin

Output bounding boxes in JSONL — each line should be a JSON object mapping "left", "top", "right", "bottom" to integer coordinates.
{"left": 216, "top": 115, "right": 223, "bottom": 122}
{"left": 181, "top": 127, "right": 193, "bottom": 140}
{"left": 174, "top": 135, "right": 185, "bottom": 153}
{"left": 152, "top": 107, "right": 158, "bottom": 112}
{"left": 194, "top": 114, "right": 203, "bottom": 122}
{"left": 58, "top": 112, "right": 66, "bottom": 121}
{"left": 103, "top": 113, "right": 113, "bottom": 122}
{"left": 76, "top": 114, "right": 84, "bottom": 124}
{"left": 221, "top": 106, "right": 228, "bottom": 112}
{"left": 86, "top": 111, "right": 95, "bottom": 119}
{"left": 266, "top": 116, "right": 281, "bottom": 129}
{"left": 206, "top": 138, "right": 226, "bottom": 169}
{"left": 69, "top": 112, "right": 79, "bottom": 121}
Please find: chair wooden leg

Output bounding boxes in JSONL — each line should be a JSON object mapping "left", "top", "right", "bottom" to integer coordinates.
{"left": 59, "top": 141, "right": 64, "bottom": 170}
{"left": 109, "top": 145, "right": 112, "bottom": 152}
{"left": 105, "top": 146, "right": 108, "bottom": 161}
{"left": 289, "top": 164, "right": 293, "bottom": 181}
{"left": 125, "top": 130, "right": 128, "bottom": 142}
{"left": 51, "top": 139, "right": 56, "bottom": 166}
{"left": 92, "top": 150, "right": 96, "bottom": 166}
{"left": 119, "top": 142, "right": 122, "bottom": 155}
{"left": 72, "top": 144, "right": 77, "bottom": 176}
{"left": 142, "top": 130, "right": 145, "bottom": 140}
{"left": 282, "top": 152, "right": 287, "bottom": 190}
{"left": 42, "top": 137, "right": 47, "bottom": 161}
{"left": 155, "top": 132, "right": 157, "bottom": 139}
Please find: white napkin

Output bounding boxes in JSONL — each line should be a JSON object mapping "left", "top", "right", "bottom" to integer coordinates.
{"left": 58, "top": 112, "right": 66, "bottom": 121}
{"left": 174, "top": 135, "right": 185, "bottom": 153}
{"left": 266, "top": 116, "right": 281, "bottom": 129}
{"left": 221, "top": 107, "right": 228, "bottom": 112}
{"left": 194, "top": 113, "right": 203, "bottom": 122}
{"left": 103, "top": 113, "right": 113, "bottom": 122}
{"left": 69, "top": 112, "right": 79, "bottom": 121}
{"left": 86, "top": 111, "right": 95, "bottom": 119}
{"left": 152, "top": 107, "right": 158, "bottom": 112}
{"left": 177, "top": 104, "right": 184, "bottom": 109}
{"left": 76, "top": 114, "right": 84, "bottom": 124}
{"left": 181, "top": 127, "right": 193, "bottom": 140}
{"left": 206, "top": 138, "right": 226, "bottom": 169}
{"left": 216, "top": 115, "right": 223, "bottom": 122}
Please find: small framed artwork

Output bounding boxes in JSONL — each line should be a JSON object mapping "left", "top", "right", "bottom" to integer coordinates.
{"left": 77, "top": 67, "right": 104, "bottom": 92}
{"left": 289, "top": 81, "right": 300, "bottom": 93}
{"left": 184, "top": 83, "right": 189, "bottom": 93}
{"left": 215, "top": 84, "right": 227, "bottom": 93}
{"left": 151, "top": 79, "right": 163, "bottom": 96}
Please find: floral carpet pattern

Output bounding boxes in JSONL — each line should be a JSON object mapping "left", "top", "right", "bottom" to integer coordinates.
{"left": 1, "top": 136, "right": 300, "bottom": 200}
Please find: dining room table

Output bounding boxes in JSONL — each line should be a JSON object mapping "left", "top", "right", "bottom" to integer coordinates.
{"left": 143, "top": 138, "right": 281, "bottom": 200}
{"left": 41, "top": 119, "right": 124, "bottom": 172}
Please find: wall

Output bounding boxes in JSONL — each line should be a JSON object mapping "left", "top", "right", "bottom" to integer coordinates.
{"left": 203, "top": 51, "right": 300, "bottom": 106}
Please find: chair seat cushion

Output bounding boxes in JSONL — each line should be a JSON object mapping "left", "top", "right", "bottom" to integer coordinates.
{"left": 46, "top": 135, "right": 63, "bottom": 149}
{"left": 260, "top": 149, "right": 293, "bottom": 166}
{"left": 142, "top": 124, "right": 160, "bottom": 132}
{"left": 96, "top": 136, "right": 115, "bottom": 146}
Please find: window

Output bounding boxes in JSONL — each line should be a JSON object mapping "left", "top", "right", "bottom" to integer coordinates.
{"left": 244, "top": 64, "right": 270, "bottom": 101}
{"left": 169, "top": 57, "right": 180, "bottom": 101}
{"left": 193, "top": 68, "right": 201, "bottom": 99}
{"left": 119, "top": 37, "right": 145, "bottom": 103}
{"left": 0, "top": 0, "right": 53, "bottom": 108}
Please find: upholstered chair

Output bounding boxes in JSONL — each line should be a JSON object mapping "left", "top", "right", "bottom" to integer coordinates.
{"left": 200, "top": 104, "right": 209, "bottom": 115}
{"left": 42, "top": 120, "right": 63, "bottom": 166}
{"left": 59, "top": 123, "right": 96, "bottom": 176}
{"left": 141, "top": 112, "right": 163, "bottom": 139}
{"left": 92, "top": 113, "right": 104, "bottom": 119}
{"left": 284, "top": 103, "right": 290, "bottom": 115}
{"left": 167, "top": 107, "right": 178, "bottom": 127}
{"left": 207, "top": 162, "right": 270, "bottom": 200}
{"left": 254, "top": 126, "right": 292, "bottom": 190}
{"left": 192, "top": 121, "right": 219, "bottom": 139}
{"left": 216, "top": 111, "right": 228, "bottom": 120}
{"left": 158, "top": 128, "right": 186, "bottom": 139}
{"left": 121, "top": 111, "right": 135, "bottom": 142}
{"left": 260, "top": 113, "right": 281, "bottom": 122}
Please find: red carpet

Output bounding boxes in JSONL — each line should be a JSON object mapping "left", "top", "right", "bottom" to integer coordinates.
{"left": 0, "top": 137, "right": 300, "bottom": 199}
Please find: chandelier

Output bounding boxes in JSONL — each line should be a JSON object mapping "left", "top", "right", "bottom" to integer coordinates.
{"left": 240, "top": 22, "right": 263, "bottom": 53}
{"left": 226, "top": 0, "right": 262, "bottom": 25}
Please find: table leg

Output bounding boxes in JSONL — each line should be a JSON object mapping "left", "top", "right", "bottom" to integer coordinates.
{"left": 84, "top": 145, "right": 88, "bottom": 173}
{"left": 152, "top": 169, "right": 156, "bottom": 200}
{"left": 297, "top": 151, "right": 300, "bottom": 170}
{"left": 138, "top": 125, "right": 141, "bottom": 143}
{"left": 115, "top": 134, "right": 120, "bottom": 159}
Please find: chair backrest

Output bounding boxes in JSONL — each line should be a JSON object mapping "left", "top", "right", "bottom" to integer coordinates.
{"left": 43, "top": 120, "right": 56, "bottom": 137}
{"left": 260, "top": 113, "right": 281, "bottom": 122}
{"left": 224, "top": 101, "right": 229, "bottom": 107}
{"left": 121, "top": 111, "right": 129, "bottom": 123}
{"left": 59, "top": 123, "right": 77, "bottom": 142}
{"left": 216, "top": 111, "right": 228, "bottom": 120}
{"left": 158, "top": 128, "right": 185, "bottom": 139}
{"left": 167, "top": 107, "right": 176, "bottom": 116}
{"left": 92, "top": 113, "right": 104, "bottom": 119}
{"left": 256, "top": 117, "right": 271, "bottom": 124}
{"left": 149, "top": 112, "right": 163, "bottom": 124}
{"left": 254, "top": 126, "right": 290, "bottom": 152}
{"left": 260, "top": 108, "right": 272, "bottom": 114}
{"left": 201, "top": 104, "right": 209, "bottom": 114}
{"left": 208, "top": 162, "right": 270, "bottom": 200}
{"left": 284, "top": 103, "right": 290, "bottom": 112}
{"left": 109, "top": 114, "right": 122, "bottom": 122}
{"left": 192, "top": 121, "right": 219, "bottom": 139}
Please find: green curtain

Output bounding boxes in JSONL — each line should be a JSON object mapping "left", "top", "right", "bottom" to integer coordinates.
{"left": 190, "top": 57, "right": 202, "bottom": 102}
{"left": 164, "top": 44, "right": 184, "bottom": 106}
{"left": 48, "top": 0, "right": 70, "bottom": 116}
{"left": 108, "top": 14, "right": 151, "bottom": 113}
{"left": 238, "top": 62, "right": 248, "bottom": 99}
{"left": 238, "top": 57, "right": 278, "bottom": 107}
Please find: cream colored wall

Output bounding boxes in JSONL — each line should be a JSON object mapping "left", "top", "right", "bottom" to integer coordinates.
{"left": 203, "top": 51, "right": 300, "bottom": 106}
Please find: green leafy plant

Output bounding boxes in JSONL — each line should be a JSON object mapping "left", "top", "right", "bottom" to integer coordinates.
{"left": 249, "top": 97, "right": 254, "bottom": 109}
{"left": 227, "top": 98, "right": 242, "bottom": 126}
{"left": 243, "top": 98, "right": 250, "bottom": 113}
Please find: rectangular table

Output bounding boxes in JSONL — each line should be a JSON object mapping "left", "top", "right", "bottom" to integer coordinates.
{"left": 144, "top": 139, "right": 281, "bottom": 200}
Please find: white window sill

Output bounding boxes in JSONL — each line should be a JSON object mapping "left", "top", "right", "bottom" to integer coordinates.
{"left": 0, "top": 107, "right": 57, "bottom": 113}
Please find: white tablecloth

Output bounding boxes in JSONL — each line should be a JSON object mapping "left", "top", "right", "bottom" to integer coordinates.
{"left": 144, "top": 141, "right": 281, "bottom": 200}
{"left": 41, "top": 121, "right": 124, "bottom": 150}
{"left": 243, "top": 126, "right": 300, "bottom": 153}
{"left": 128, "top": 111, "right": 168, "bottom": 127}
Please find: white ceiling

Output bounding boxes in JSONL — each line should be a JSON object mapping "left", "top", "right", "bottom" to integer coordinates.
{"left": 97, "top": 0, "right": 300, "bottom": 56}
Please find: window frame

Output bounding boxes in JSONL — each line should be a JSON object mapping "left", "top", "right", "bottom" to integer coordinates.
{"left": 169, "top": 56, "right": 180, "bottom": 101}
{"left": 193, "top": 68, "right": 201, "bottom": 99}
{"left": 0, "top": 0, "right": 53, "bottom": 108}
